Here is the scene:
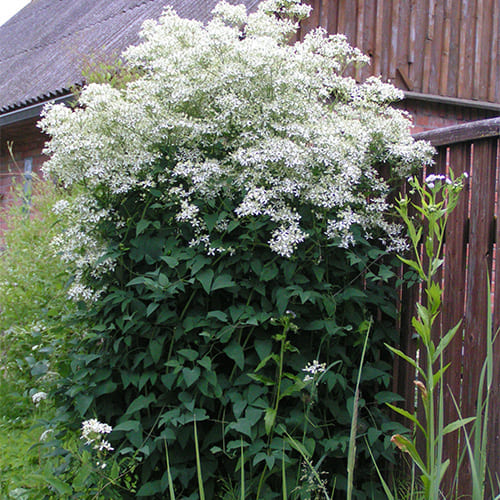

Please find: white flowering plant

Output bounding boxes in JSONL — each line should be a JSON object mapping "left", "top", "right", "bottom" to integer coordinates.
{"left": 40, "top": 0, "right": 432, "bottom": 302}
{"left": 33, "top": 417, "right": 138, "bottom": 498}
{"left": 39, "top": 0, "right": 433, "bottom": 497}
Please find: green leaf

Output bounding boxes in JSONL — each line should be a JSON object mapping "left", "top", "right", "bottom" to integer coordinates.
{"left": 182, "top": 367, "right": 201, "bottom": 387}
{"left": 386, "top": 404, "right": 426, "bottom": 436}
{"left": 228, "top": 417, "right": 253, "bottom": 438}
{"left": 32, "top": 474, "right": 73, "bottom": 496}
{"left": 398, "top": 256, "right": 425, "bottom": 279}
{"left": 279, "top": 383, "right": 302, "bottom": 399}
{"left": 367, "top": 427, "right": 382, "bottom": 446}
{"left": 442, "top": 416, "right": 475, "bottom": 436}
{"left": 146, "top": 303, "right": 159, "bottom": 317}
{"left": 374, "top": 391, "right": 404, "bottom": 405}
{"left": 197, "top": 269, "right": 214, "bottom": 294}
{"left": 390, "top": 435, "right": 427, "bottom": 475}
{"left": 114, "top": 420, "right": 140, "bottom": 432}
{"left": 385, "top": 344, "right": 425, "bottom": 379}
{"left": 160, "top": 255, "right": 179, "bottom": 268}
{"left": 190, "top": 255, "right": 211, "bottom": 275}
{"left": 224, "top": 342, "right": 245, "bottom": 370}
{"left": 431, "top": 363, "right": 450, "bottom": 390}
{"left": 254, "top": 339, "right": 272, "bottom": 360}
{"left": 264, "top": 407, "right": 276, "bottom": 435}
{"left": 211, "top": 274, "right": 236, "bottom": 291}
{"left": 207, "top": 310, "right": 228, "bottom": 322}
{"left": 31, "top": 361, "right": 48, "bottom": 377}
{"left": 261, "top": 264, "right": 278, "bottom": 282}
{"left": 248, "top": 373, "right": 275, "bottom": 386}
{"left": 94, "top": 380, "right": 117, "bottom": 397}
{"left": 178, "top": 348, "right": 199, "bottom": 361}
{"left": 75, "top": 394, "right": 93, "bottom": 416}
{"left": 126, "top": 393, "right": 156, "bottom": 416}
{"left": 255, "top": 353, "right": 278, "bottom": 372}
{"left": 149, "top": 338, "right": 163, "bottom": 363}
{"left": 433, "top": 320, "right": 462, "bottom": 363}
{"left": 284, "top": 433, "right": 312, "bottom": 459}
{"left": 197, "top": 356, "right": 212, "bottom": 370}
{"left": 136, "top": 219, "right": 151, "bottom": 236}
{"left": 137, "top": 480, "right": 162, "bottom": 497}
{"left": 275, "top": 287, "right": 289, "bottom": 315}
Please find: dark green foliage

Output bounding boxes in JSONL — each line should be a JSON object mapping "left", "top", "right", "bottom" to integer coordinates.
{"left": 56, "top": 179, "right": 403, "bottom": 499}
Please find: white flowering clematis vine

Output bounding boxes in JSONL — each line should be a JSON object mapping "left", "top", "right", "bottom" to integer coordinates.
{"left": 40, "top": 0, "right": 433, "bottom": 301}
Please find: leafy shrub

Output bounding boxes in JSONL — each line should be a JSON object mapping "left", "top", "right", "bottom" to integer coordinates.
{"left": 60, "top": 192, "right": 403, "bottom": 498}
{"left": 38, "top": 0, "right": 433, "bottom": 497}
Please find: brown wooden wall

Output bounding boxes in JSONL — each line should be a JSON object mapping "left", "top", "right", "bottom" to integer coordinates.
{"left": 0, "top": 118, "right": 46, "bottom": 232}
{"left": 299, "top": 0, "right": 500, "bottom": 104}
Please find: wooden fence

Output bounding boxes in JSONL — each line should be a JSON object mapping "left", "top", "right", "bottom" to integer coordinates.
{"left": 395, "top": 117, "right": 500, "bottom": 498}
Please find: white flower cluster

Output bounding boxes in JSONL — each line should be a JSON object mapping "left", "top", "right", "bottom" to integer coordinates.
{"left": 302, "top": 360, "right": 326, "bottom": 382}
{"left": 40, "top": 0, "right": 434, "bottom": 300}
{"left": 81, "top": 418, "right": 114, "bottom": 452}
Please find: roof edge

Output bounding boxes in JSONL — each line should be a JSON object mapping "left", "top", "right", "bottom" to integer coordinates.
{"left": 0, "top": 94, "right": 74, "bottom": 127}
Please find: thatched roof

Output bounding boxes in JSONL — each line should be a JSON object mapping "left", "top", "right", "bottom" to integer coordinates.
{"left": 0, "top": 0, "right": 260, "bottom": 113}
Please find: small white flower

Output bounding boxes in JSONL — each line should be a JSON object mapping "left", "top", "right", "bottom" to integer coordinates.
{"left": 94, "top": 439, "right": 114, "bottom": 452}
{"left": 32, "top": 391, "right": 48, "bottom": 406}
{"left": 302, "top": 360, "right": 327, "bottom": 376}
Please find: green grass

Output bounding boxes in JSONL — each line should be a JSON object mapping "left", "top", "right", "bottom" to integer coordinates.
{"left": 0, "top": 376, "right": 46, "bottom": 498}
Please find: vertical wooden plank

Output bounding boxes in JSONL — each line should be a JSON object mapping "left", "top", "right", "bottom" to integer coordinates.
{"left": 457, "top": 0, "right": 469, "bottom": 97}
{"left": 337, "top": 0, "right": 346, "bottom": 34}
{"left": 487, "top": 0, "right": 499, "bottom": 102}
{"left": 330, "top": 0, "right": 340, "bottom": 35}
{"left": 447, "top": 0, "right": 462, "bottom": 97}
{"left": 488, "top": 137, "right": 500, "bottom": 496}
{"left": 422, "top": 0, "right": 436, "bottom": 93}
{"left": 320, "top": 0, "right": 330, "bottom": 31}
{"left": 408, "top": 0, "right": 416, "bottom": 75}
{"left": 439, "top": 0, "right": 452, "bottom": 95}
{"left": 472, "top": 0, "right": 484, "bottom": 100}
{"left": 462, "top": 137, "right": 497, "bottom": 496}
{"left": 309, "top": 0, "right": 320, "bottom": 30}
{"left": 441, "top": 143, "right": 471, "bottom": 498}
{"left": 363, "top": 0, "right": 377, "bottom": 81}
{"left": 355, "top": 0, "right": 364, "bottom": 81}
{"left": 389, "top": 0, "right": 399, "bottom": 79}
{"left": 373, "top": 0, "right": 384, "bottom": 76}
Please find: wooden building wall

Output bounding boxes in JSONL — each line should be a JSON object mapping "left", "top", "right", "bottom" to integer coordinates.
{"left": 299, "top": 0, "right": 500, "bottom": 104}
{"left": 0, "top": 118, "right": 46, "bottom": 233}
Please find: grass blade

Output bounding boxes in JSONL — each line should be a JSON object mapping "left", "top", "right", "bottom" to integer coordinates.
{"left": 365, "top": 439, "right": 395, "bottom": 500}
{"left": 241, "top": 439, "right": 245, "bottom": 500}
{"left": 164, "top": 439, "right": 176, "bottom": 500}
{"left": 347, "top": 321, "right": 371, "bottom": 500}
{"left": 193, "top": 417, "right": 205, "bottom": 500}
{"left": 282, "top": 442, "right": 287, "bottom": 500}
